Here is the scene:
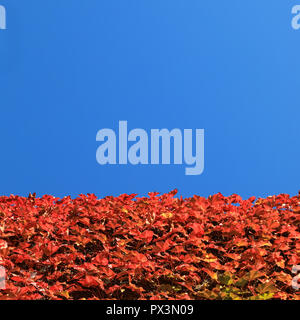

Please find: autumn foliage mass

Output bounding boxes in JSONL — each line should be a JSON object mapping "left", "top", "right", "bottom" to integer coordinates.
{"left": 0, "top": 190, "right": 299, "bottom": 300}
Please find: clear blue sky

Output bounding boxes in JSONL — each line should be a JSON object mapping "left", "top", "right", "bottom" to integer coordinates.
{"left": 0, "top": 0, "right": 299, "bottom": 199}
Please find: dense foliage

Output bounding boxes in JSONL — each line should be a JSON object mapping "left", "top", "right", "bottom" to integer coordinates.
{"left": 0, "top": 191, "right": 299, "bottom": 300}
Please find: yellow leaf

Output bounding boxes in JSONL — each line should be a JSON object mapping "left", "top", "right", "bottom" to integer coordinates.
{"left": 161, "top": 212, "right": 173, "bottom": 219}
